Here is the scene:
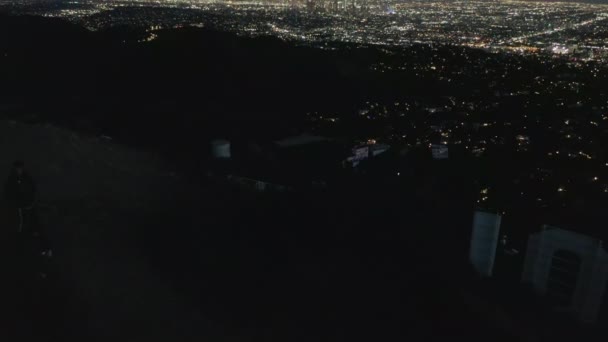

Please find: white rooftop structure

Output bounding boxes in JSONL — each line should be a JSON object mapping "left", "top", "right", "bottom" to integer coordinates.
{"left": 431, "top": 144, "right": 449, "bottom": 160}
{"left": 211, "top": 139, "right": 231, "bottom": 159}
{"left": 369, "top": 143, "right": 390, "bottom": 157}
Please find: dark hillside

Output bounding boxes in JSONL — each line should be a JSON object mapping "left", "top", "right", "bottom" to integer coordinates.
{"left": 1, "top": 14, "right": 593, "bottom": 342}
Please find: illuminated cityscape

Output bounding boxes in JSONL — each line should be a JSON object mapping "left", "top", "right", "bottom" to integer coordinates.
{"left": 2, "top": 0, "right": 608, "bottom": 340}
{"left": 0, "top": 0, "right": 606, "bottom": 230}
{"left": 3, "top": 1, "right": 608, "bottom": 61}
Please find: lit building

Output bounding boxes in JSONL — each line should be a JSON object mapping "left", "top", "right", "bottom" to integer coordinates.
{"left": 431, "top": 144, "right": 448, "bottom": 160}
{"left": 345, "top": 142, "right": 390, "bottom": 167}
{"left": 522, "top": 226, "right": 608, "bottom": 323}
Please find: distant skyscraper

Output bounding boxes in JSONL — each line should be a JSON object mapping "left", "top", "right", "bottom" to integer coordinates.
{"left": 522, "top": 226, "right": 608, "bottom": 323}
{"left": 469, "top": 211, "right": 502, "bottom": 277}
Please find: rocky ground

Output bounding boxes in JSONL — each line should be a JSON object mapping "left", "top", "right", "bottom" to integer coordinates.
{"left": 0, "top": 120, "right": 225, "bottom": 341}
